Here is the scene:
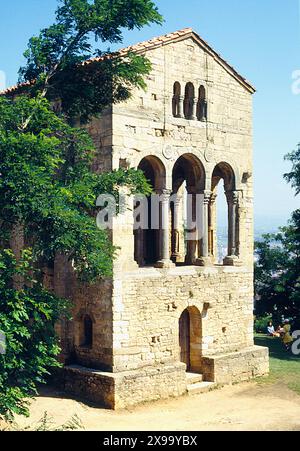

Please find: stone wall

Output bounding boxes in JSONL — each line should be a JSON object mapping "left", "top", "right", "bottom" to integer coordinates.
{"left": 54, "top": 257, "right": 114, "bottom": 370}
{"left": 58, "top": 346, "right": 269, "bottom": 410}
{"left": 61, "top": 362, "right": 187, "bottom": 410}
{"left": 112, "top": 265, "right": 254, "bottom": 373}
{"left": 202, "top": 346, "right": 270, "bottom": 384}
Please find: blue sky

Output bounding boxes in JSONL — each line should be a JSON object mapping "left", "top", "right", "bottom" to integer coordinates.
{"left": 0, "top": 0, "right": 299, "bottom": 228}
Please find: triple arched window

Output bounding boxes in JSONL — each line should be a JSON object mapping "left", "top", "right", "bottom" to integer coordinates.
{"left": 172, "top": 82, "right": 207, "bottom": 121}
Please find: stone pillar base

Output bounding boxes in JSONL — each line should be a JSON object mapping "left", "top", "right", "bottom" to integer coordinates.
{"left": 154, "top": 260, "right": 175, "bottom": 269}
{"left": 195, "top": 257, "right": 212, "bottom": 267}
{"left": 223, "top": 255, "right": 243, "bottom": 267}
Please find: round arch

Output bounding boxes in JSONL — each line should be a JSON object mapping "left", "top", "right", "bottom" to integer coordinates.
{"left": 211, "top": 161, "right": 236, "bottom": 192}
{"left": 171, "top": 154, "right": 206, "bottom": 265}
{"left": 172, "top": 82, "right": 182, "bottom": 117}
{"left": 197, "top": 85, "right": 207, "bottom": 121}
{"left": 208, "top": 158, "right": 242, "bottom": 191}
{"left": 138, "top": 155, "right": 166, "bottom": 192}
{"left": 184, "top": 82, "right": 195, "bottom": 119}
{"left": 210, "top": 162, "right": 240, "bottom": 262}
{"left": 173, "top": 81, "right": 181, "bottom": 96}
{"left": 172, "top": 153, "right": 206, "bottom": 193}
{"left": 134, "top": 155, "right": 166, "bottom": 267}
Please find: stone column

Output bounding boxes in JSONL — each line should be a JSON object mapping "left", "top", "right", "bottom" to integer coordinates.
{"left": 196, "top": 190, "right": 212, "bottom": 266}
{"left": 178, "top": 96, "right": 184, "bottom": 118}
{"left": 171, "top": 194, "right": 182, "bottom": 262}
{"left": 191, "top": 97, "right": 198, "bottom": 121}
{"left": 185, "top": 188, "right": 197, "bottom": 265}
{"left": 208, "top": 193, "right": 217, "bottom": 258}
{"left": 155, "top": 190, "right": 174, "bottom": 268}
{"left": 224, "top": 190, "right": 240, "bottom": 266}
{"left": 200, "top": 100, "right": 208, "bottom": 121}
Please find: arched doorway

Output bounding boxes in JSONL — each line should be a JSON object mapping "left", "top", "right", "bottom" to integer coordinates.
{"left": 179, "top": 307, "right": 202, "bottom": 373}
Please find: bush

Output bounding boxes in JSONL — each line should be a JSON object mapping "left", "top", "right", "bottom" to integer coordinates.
{"left": 254, "top": 315, "right": 273, "bottom": 334}
{"left": 0, "top": 249, "right": 70, "bottom": 421}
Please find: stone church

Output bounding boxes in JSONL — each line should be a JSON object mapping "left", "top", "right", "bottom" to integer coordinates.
{"left": 12, "top": 28, "right": 271, "bottom": 408}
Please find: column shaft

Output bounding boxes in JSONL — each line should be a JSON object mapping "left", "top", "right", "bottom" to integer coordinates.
{"left": 224, "top": 191, "right": 240, "bottom": 266}
{"left": 178, "top": 96, "right": 184, "bottom": 118}
{"left": 155, "top": 190, "right": 174, "bottom": 268}
{"left": 171, "top": 195, "right": 182, "bottom": 262}
{"left": 196, "top": 191, "right": 212, "bottom": 266}
{"left": 191, "top": 97, "right": 198, "bottom": 120}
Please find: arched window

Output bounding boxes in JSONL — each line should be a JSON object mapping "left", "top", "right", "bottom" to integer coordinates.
{"left": 134, "top": 156, "right": 166, "bottom": 267}
{"left": 211, "top": 163, "right": 238, "bottom": 265}
{"left": 172, "top": 154, "right": 205, "bottom": 265}
{"left": 197, "top": 85, "right": 207, "bottom": 121}
{"left": 82, "top": 315, "right": 93, "bottom": 348}
{"left": 184, "top": 83, "right": 195, "bottom": 119}
{"left": 172, "top": 82, "right": 181, "bottom": 117}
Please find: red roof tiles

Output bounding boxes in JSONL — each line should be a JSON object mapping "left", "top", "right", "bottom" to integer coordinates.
{"left": 0, "top": 28, "right": 255, "bottom": 95}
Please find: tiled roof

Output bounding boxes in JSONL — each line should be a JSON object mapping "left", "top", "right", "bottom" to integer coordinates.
{"left": 0, "top": 28, "right": 255, "bottom": 95}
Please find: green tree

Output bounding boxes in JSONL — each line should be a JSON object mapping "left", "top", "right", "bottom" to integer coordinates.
{"left": 18, "top": 0, "right": 163, "bottom": 123}
{"left": 0, "top": 249, "right": 69, "bottom": 421}
{"left": 0, "top": 0, "right": 160, "bottom": 420}
{"left": 284, "top": 143, "right": 300, "bottom": 195}
{"left": 255, "top": 143, "right": 300, "bottom": 327}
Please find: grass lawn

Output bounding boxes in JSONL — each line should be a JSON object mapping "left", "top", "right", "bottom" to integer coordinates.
{"left": 255, "top": 334, "right": 300, "bottom": 395}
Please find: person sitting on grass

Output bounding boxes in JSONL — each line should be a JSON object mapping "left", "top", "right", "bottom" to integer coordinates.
{"left": 267, "top": 321, "right": 280, "bottom": 337}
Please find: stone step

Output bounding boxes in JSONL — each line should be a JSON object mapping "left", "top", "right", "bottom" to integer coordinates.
{"left": 187, "top": 381, "right": 215, "bottom": 395}
{"left": 186, "top": 372, "right": 203, "bottom": 384}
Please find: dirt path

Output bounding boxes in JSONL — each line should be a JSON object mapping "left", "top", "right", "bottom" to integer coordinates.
{"left": 14, "top": 381, "right": 300, "bottom": 431}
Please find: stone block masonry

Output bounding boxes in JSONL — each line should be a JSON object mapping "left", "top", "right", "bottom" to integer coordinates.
{"left": 51, "top": 28, "right": 269, "bottom": 408}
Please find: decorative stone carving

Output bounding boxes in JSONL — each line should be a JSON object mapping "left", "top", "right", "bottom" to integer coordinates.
{"left": 204, "top": 147, "right": 213, "bottom": 162}
{"left": 162, "top": 144, "right": 175, "bottom": 161}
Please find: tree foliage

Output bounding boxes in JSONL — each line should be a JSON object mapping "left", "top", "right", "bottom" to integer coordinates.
{"left": 255, "top": 212, "right": 300, "bottom": 321}
{"left": 255, "top": 144, "right": 300, "bottom": 327}
{"left": 0, "top": 0, "right": 159, "bottom": 420}
{"left": 284, "top": 143, "right": 300, "bottom": 196}
{"left": 0, "top": 95, "right": 151, "bottom": 280}
{"left": 19, "top": 0, "right": 163, "bottom": 121}
{"left": 0, "top": 250, "right": 69, "bottom": 420}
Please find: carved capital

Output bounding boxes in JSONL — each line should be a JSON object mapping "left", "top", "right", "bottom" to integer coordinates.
{"left": 226, "top": 190, "right": 239, "bottom": 205}
{"left": 203, "top": 190, "right": 212, "bottom": 205}
{"left": 159, "top": 189, "right": 172, "bottom": 204}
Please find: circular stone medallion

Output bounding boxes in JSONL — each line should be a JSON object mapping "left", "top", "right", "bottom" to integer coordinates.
{"left": 162, "top": 145, "right": 174, "bottom": 160}
{"left": 204, "top": 147, "right": 213, "bottom": 162}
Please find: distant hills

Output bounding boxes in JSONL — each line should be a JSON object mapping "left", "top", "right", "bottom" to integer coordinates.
{"left": 216, "top": 213, "right": 288, "bottom": 261}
